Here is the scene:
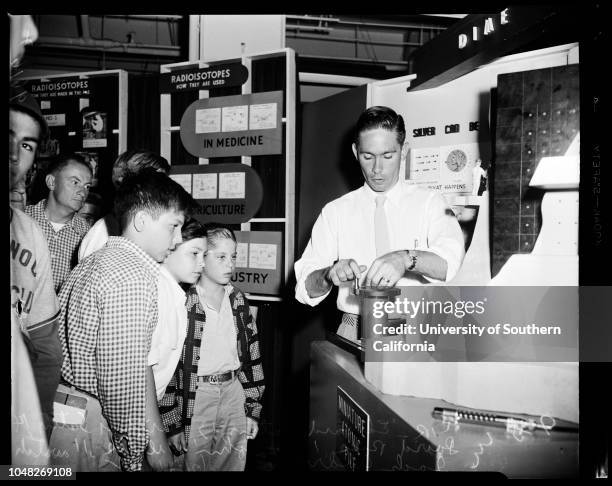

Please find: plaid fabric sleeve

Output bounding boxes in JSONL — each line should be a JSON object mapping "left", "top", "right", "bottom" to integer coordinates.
{"left": 97, "top": 278, "right": 156, "bottom": 472}
{"left": 236, "top": 294, "right": 265, "bottom": 421}
{"left": 158, "top": 361, "right": 183, "bottom": 436}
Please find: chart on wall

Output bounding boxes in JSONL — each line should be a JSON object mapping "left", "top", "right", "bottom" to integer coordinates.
{"left": 232, "top": 231, "right": 283, "bottom": 295}
{"left": 408, "top": 143, "right": 480, "bottom": 194}
{"left": 169, "top": 163, "right": 263, "bottom": 224}
{"left": 180, "top": 90, "right": 284, "bottom": 158}
{"left": 395, "top": 87, "right": 489, "bottom": 196}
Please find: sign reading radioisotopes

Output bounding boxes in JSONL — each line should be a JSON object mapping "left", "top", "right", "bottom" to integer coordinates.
{"left": 169, "top": 163, "right": 263, "bottom": 224}
{"left": 336, "top": 386, "right": 369, "bottom": 471}
{"left": 180, "top": 91, "right": 284, "bottom": 158}
{"left": 25, "top": 77, "right": 92, "bottom": 98}
{"left": 159, "top": 63, "right": 248, "bottom": 93}
{"left": 232, "top": 231, "right": 282, "bottom": 295}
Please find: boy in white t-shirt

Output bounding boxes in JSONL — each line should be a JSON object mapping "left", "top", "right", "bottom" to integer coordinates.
{"left": 148, "top": 218, "right": 206, "bottom": 401}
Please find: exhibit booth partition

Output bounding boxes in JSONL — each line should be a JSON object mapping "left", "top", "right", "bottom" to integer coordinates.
{"left": 159, "top": 48, "right": 297, "bottom": 467}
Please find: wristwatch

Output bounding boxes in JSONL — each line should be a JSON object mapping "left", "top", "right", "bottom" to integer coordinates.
{"left": 406, "top": 250, "right": 417, "bottom": 272}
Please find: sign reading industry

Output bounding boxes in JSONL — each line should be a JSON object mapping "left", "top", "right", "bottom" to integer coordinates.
{"left": 160, "top": 63, "right": 249, "bottom": 93}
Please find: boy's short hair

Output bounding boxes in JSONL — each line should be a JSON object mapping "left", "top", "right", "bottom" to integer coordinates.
{"left": 114, "top": 169, "right": 195, "bottom": 230}
{"left": 9, "top": 83, "right": 48, "bottom": 139}
{"left": 353, "top": 105, "right": 406, "bottom": 147}
{"left": 46, "top": 153, "right": 92, "bottom": 177}
{"left": 181, "top": 218, "right": 207, "bottom": 242}
{"left": 111, "top": 149, "right": 171, "bottom": 188}
{"left": 205, "top": 224, "right": 237, "bottom": 248}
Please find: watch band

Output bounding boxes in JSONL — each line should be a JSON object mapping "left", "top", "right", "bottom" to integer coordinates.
{"left": 406, "top": 250, "right": 417, "bottom": 271}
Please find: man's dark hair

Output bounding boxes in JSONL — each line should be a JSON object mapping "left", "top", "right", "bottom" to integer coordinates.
{"left": 114, "top": 169, "right": 194, "bottom": 231}
{"left": 353, "top": 105, "right": 406, "bottom": 147}
{"left": 205, "top": 223, "right": 237, "bottom": 249}
{"left": 181, "top": 217, "right": 206, "bottom": 242}
{"left": 46, "top": 153, "right": 92, "bottom": 177}
{"left": 111, "top": 149, "right": 171, "bottom": 188}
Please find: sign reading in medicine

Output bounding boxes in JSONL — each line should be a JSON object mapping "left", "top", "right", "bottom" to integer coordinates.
{"left": 336, "top": 386, "right": 369, "bottom": 471}
{"left": 169, "top": 163, "right": 263, "bottom": 224}
{"left": 180, "top": 91, "right": 283, "bottom": 158}
{"left": 232, "top": 231, "right": 282, "bottom": 295}
{"left": 159, "top": 63, "right": 248, "bottom": 93}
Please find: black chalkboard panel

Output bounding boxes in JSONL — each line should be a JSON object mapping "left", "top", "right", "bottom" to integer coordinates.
{"left": 491, "top": 65, "right": 579, "bottom": 276}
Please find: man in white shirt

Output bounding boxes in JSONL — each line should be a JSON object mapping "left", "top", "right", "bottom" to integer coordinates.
{"left": 294, "top": 106, "right": 465, "bottom": 341}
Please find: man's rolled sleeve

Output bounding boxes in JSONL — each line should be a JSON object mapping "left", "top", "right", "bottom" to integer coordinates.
{"left": 294, "top": 270, "right": 330, "bottom": 307}
{"left": 423, "top": 193, "right": 465, "bottom": 283}
{"left": 294, "top": 205, "right": 338, "bottom": 306}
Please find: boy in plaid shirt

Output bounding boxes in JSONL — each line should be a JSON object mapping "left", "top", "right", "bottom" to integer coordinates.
{"left": 52, "top": 171, "right": 192, "bottom": 471}
{"left": 160, "top": 225, "right": 264, "bottom": 471}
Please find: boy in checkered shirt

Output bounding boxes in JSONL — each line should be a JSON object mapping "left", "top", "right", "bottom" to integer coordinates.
{"left": 51, "top": 170, "right": 193, "bottom": 472}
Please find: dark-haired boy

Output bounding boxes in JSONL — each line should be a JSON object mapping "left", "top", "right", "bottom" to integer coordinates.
{"left": 10, "top": 84, "right": 62, "bottom": 442}
{"left": 50, "top": 170, "right": 192, "bottom": 472}
{"left": 26, "top": 154, "right": 92, "bottom": 292}
{"left": 78, "top": 150, "right": 170, "bottom": 261}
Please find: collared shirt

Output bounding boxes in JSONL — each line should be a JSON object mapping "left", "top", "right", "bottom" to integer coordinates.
{"left": 77, "top": 213, "right": 120, "bottom": 262}
{"left": 25, "top": 199, "right": 91, "bottom": 293}
{"left": 294, "top": 181, "right": 465, "bottom": 315}
{"left": 195, "top": 285, "right": 240, "bottom": 376}
{"left": 58, "top": 236, "right": 160, "bottom": 472}
{"left": 147, "top": 265, "right": 188, "bottom": 401}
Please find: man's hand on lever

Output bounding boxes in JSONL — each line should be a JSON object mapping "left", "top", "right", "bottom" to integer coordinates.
{"left": 365, "top": 251, "right": 407, "bottom": 288}
{"left": 326, "top": 259, "right": 367, "bottom": 287}
{"left": 305, "top": 259, "right": 367, "bottom": 298}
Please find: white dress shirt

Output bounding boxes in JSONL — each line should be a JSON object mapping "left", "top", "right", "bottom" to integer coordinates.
{"left": 78, "top": 213, "right": 119, "bottom": 262}
{"left": 294, "top": 181, "right": 465, "bottom": 315}
{"left": 147, "top": 265, "right": 188, "bottom": 400}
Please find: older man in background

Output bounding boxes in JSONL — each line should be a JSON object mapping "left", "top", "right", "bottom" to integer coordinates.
{"left": 26, "top": 154, "right": 93, "bottom": 293}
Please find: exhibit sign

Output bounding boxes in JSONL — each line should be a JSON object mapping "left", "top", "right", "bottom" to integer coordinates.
{"left": 409, "top": 6, "right": 574, "bottom": 90}
{"left": 336, "top": 386, "right": 369, "bottom": 471}
{"left": 25, "top": 77, "right": 92, "bottom": 98}
{"left": 180, "top": 91, "right": 284, "bottom": 157}
{"left": 169, "top": 163, "right": 263, "bottom": 224}
{"left": 407, "top": 143, "right": 480, "bottom": 194}
{"left": 232, "top": 231, "right": 282, "bottom": 295}
{"left": 159, "top": 63, "right": 248, "bottom": 93}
